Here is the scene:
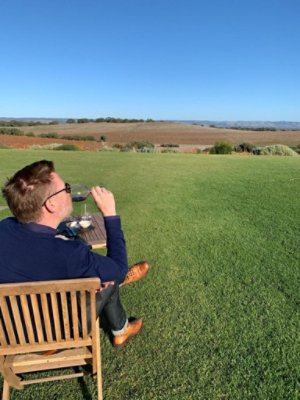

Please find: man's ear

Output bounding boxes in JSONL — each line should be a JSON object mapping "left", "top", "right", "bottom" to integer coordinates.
{"left": 43, "top": 199, "right": 56, "bottom": 213}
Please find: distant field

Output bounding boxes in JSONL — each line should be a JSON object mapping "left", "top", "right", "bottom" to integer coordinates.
{"left": 0, "top": 150, "right": 299, "bottom": 400}
{"left": 1, "top": 122, "right": 300, "bottom": 149}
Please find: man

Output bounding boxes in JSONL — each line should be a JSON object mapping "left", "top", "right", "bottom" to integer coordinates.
{"left": 0, "top": 160, "right": 149, "bottom": 348}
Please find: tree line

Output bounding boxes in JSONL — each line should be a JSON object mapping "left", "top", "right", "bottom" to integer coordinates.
{"left": 0, "top": 118, "right": 155, "bottom": 127}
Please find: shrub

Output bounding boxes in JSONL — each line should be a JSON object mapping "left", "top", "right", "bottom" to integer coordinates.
{"left": 98, "top": 147, "right": 119, "bottom": 152}
{"left": 160, "top": 143, "right": 179, "bottom": 148}
{"left": 60, "top": 135, "right": 95, "bottom": 141}
{"left": 291, "top": 144, "right": 300, "bottom": 154}
{"left": 61, "top": 135, "right": 73, "bottom": 140}
{"left": 25, "top": 132, "right": 35, "bottom": 137}
{"left": 100, "top": 135, "right": 107, "bottom": 142}
{"left": 120, "top": 145, "right": 132, "bottom": 152}
{"left": 260, "top": 144, "right": 298, "bottom": 156}
{"left": 112, "top": 143, "right": 123, "bottom": 150}
{"left": 0, "top": 128, "right": 24, "bottom": 136}
{"left": 140, "top": 146, "right": 154, "bottom": 153}
{"left": 56, "top": 144, "right": 79, "bottom": 151}
{"left": 31, "top": 143, "right": 79, "bottom": 151}
{"left": 124, "top": 141, "right": 155, "bottom": 152}
{"left": 84, "top": 135, "right": 96, "bottom": 141}
{"left": 77, "top": 118, "right": 90, "bottom": 123}
{"left": 234, "top": 142, "right": 256, "bottom": 153}
{"left": 0, "top": 143, "right": 9, "bottom": 149}
{"left": 209, "top": 142, "right": 232, "bottom": 154}
{"left": 161, "top": 148, "right": 179, "bottom": 153}
{"left": 39, "top": 132, "right": 59, "bottom": 139}
{"left": 31, "top": 143, "right": 62, "bottom": 150}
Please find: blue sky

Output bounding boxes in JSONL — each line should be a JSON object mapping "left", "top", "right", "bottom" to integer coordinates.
{"left": 1, "top": 0, "right": 299, "bottom": 121}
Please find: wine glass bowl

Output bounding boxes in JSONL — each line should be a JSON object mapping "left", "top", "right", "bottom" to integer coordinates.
{"left": 70, "top": 183, "right": 90, "bottom": 202}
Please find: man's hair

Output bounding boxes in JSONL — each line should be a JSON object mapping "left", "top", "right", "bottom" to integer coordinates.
{"left": 2, "top": 160, "right": 55, "bottom": 223}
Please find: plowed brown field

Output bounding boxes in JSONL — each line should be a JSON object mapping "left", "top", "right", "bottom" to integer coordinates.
{"left": 1, "top": 122, "right": 300, "bottom": 150}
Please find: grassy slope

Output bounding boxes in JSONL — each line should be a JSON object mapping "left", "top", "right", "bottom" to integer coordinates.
{"left": 0, "top": 150, "right": 299, "bottom": 399}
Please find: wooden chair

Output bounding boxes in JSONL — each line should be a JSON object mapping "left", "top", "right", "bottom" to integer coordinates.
{"left": 0, "top": 278, "right": 103, "bottom": 400}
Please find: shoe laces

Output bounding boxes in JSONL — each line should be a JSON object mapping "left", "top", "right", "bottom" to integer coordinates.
{"left": 126, "top": 268, "right": 137, "bottom": 278}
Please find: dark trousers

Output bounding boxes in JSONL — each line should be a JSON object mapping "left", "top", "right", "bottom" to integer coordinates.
{"left": 86, "top": 282, "right": 127, "bottom": 333}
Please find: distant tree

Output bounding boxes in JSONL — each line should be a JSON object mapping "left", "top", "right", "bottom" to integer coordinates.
{"left": 66, "top": 119, "right": 76, "bottom": 124}
{"left": 77, "top": 118, "right": 90, "bottom": 124}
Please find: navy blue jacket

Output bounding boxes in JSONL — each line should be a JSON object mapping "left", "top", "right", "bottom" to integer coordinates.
{"left": 0, "top": 216, "right": 128, "bottom": 284}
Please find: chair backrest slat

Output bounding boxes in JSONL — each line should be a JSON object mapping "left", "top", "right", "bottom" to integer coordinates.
{"left": 40, "top": 293, "right": 54, "bottom": 342}
{"left": 30, "top": 294, "right": 44, "bottom": 343}
{"left": 0, "top": 297, "right": 17, "bottom": 346}
{"left": 19, "top": 294, "right": 35, "bottom": 343}
{"left": 60, "top": 292, "right": 70, "bottom": 340}
{"left": 50, "top": 292, "right": 61, "bottom": 341}
{"left": 71, "top": 292, "right": 79, "bottom": 340}
{"left": 0, "top": 317, "right": 8, "bottom": 346}
{"left": 9, "top": 296, "right": 26, "bottom": 345}
{"left": 80, "top": 290, "right": 88, "bottom": 338}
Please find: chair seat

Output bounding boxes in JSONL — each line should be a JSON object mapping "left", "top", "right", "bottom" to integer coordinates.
{"left": 5, "top": 346, "right": 93, "bottom": 374}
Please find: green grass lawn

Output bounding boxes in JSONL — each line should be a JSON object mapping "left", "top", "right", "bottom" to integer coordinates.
{"left": 0, "top": 150, "right": 299, "bottom": 399}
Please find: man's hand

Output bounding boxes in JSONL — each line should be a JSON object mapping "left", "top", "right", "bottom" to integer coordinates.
{"left": 90, "top": 186, "right": 117, "bottom": 217}
{"left": 96, "top": 281, "right": 115, "bottom": 292}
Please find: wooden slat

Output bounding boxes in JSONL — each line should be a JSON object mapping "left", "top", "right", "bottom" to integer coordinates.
{"left": 0, "top": 318, "right": 8, "bottom": 346}
{"left": 20, "top": 295, "right": 35, "bottom": 343}
{"left": 95, "top": 318, "right": 103, "bottom": 400}
{"left": 50, "top": 292, "right": 61, "bottom": 341}
{"left": 80, "top": 291, "right": 88, "bottom": 338}
{"left": 90, "top": 289, "right": 97, "bottom": 375}
{"left": 0, "top": 278, "right": 100, "bottom": 296}
{"left": 23, "top": 372, "right": 84, "bottom": 385}
{"left": 0, "top": 338, "right": 92, "bottom": 356}
{"left": 60, "top": 292, "right": 70, "bottom": 340}
{"left": 71, "top": 292, "right": 79, "bottom": 340}
{"left": 9, "top": 296, "right": 26, "bottom": 345}
{"left": 40, "top": 293, "right": 53, "bottom": 342}
{"left": 11, "top": 347, "right": 92, "bottom": 367}
{"left": 30, "top": 294, "right": 44, "bottom": 343}
{"left": 0, "top": 297, "right": 17, "bottom": 346}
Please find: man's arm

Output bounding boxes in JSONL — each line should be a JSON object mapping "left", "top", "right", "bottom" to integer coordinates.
{"left": 90, "top": 186, "right": 129, "bottom": 282}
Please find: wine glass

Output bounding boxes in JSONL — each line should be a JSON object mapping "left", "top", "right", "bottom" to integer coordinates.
{"left": 79, "top": 204, "right": 92, "bottom": 229}
{"left": 70, "top": 183, "right": 90, "bottom": 202}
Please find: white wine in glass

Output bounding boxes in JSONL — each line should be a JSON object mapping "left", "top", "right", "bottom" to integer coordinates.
{"left": 79, "top": 204, "right": 92, "bottom": 229}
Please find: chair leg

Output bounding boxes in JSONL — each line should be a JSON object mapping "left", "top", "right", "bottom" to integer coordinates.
{"left": 2, "top": 380, "right": 10, "bottom": 400}
{"left": 95, "top": 320, "right": 103, "bottom": 400}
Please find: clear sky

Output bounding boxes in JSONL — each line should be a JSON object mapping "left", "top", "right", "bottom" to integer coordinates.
{"left": 1, "top": 0, "right": 299, "bottom": 121}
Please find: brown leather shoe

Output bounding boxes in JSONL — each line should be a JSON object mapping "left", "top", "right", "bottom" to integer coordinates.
{"left": 120, "top": 261, "right": 150, "bottom": 287}
{"left": 113, "top": 319, "right": 143, "bottom": 348}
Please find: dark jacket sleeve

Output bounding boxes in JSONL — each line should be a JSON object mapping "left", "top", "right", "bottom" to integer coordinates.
{"left": 65, "top": 215, "right": 128, "bottom": 283}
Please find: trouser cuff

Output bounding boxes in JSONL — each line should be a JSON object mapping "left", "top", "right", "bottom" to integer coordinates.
{"left": 112, "top": 319, "right": 128, "bottom": 336}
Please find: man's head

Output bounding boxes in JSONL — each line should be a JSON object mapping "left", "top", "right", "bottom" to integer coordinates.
{"left": 2, "top": 160, "right": 72, "bottom": 224}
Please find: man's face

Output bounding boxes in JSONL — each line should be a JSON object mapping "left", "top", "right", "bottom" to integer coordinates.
{"left": 50, "top": 173, "right": 73, "bottom": 220}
